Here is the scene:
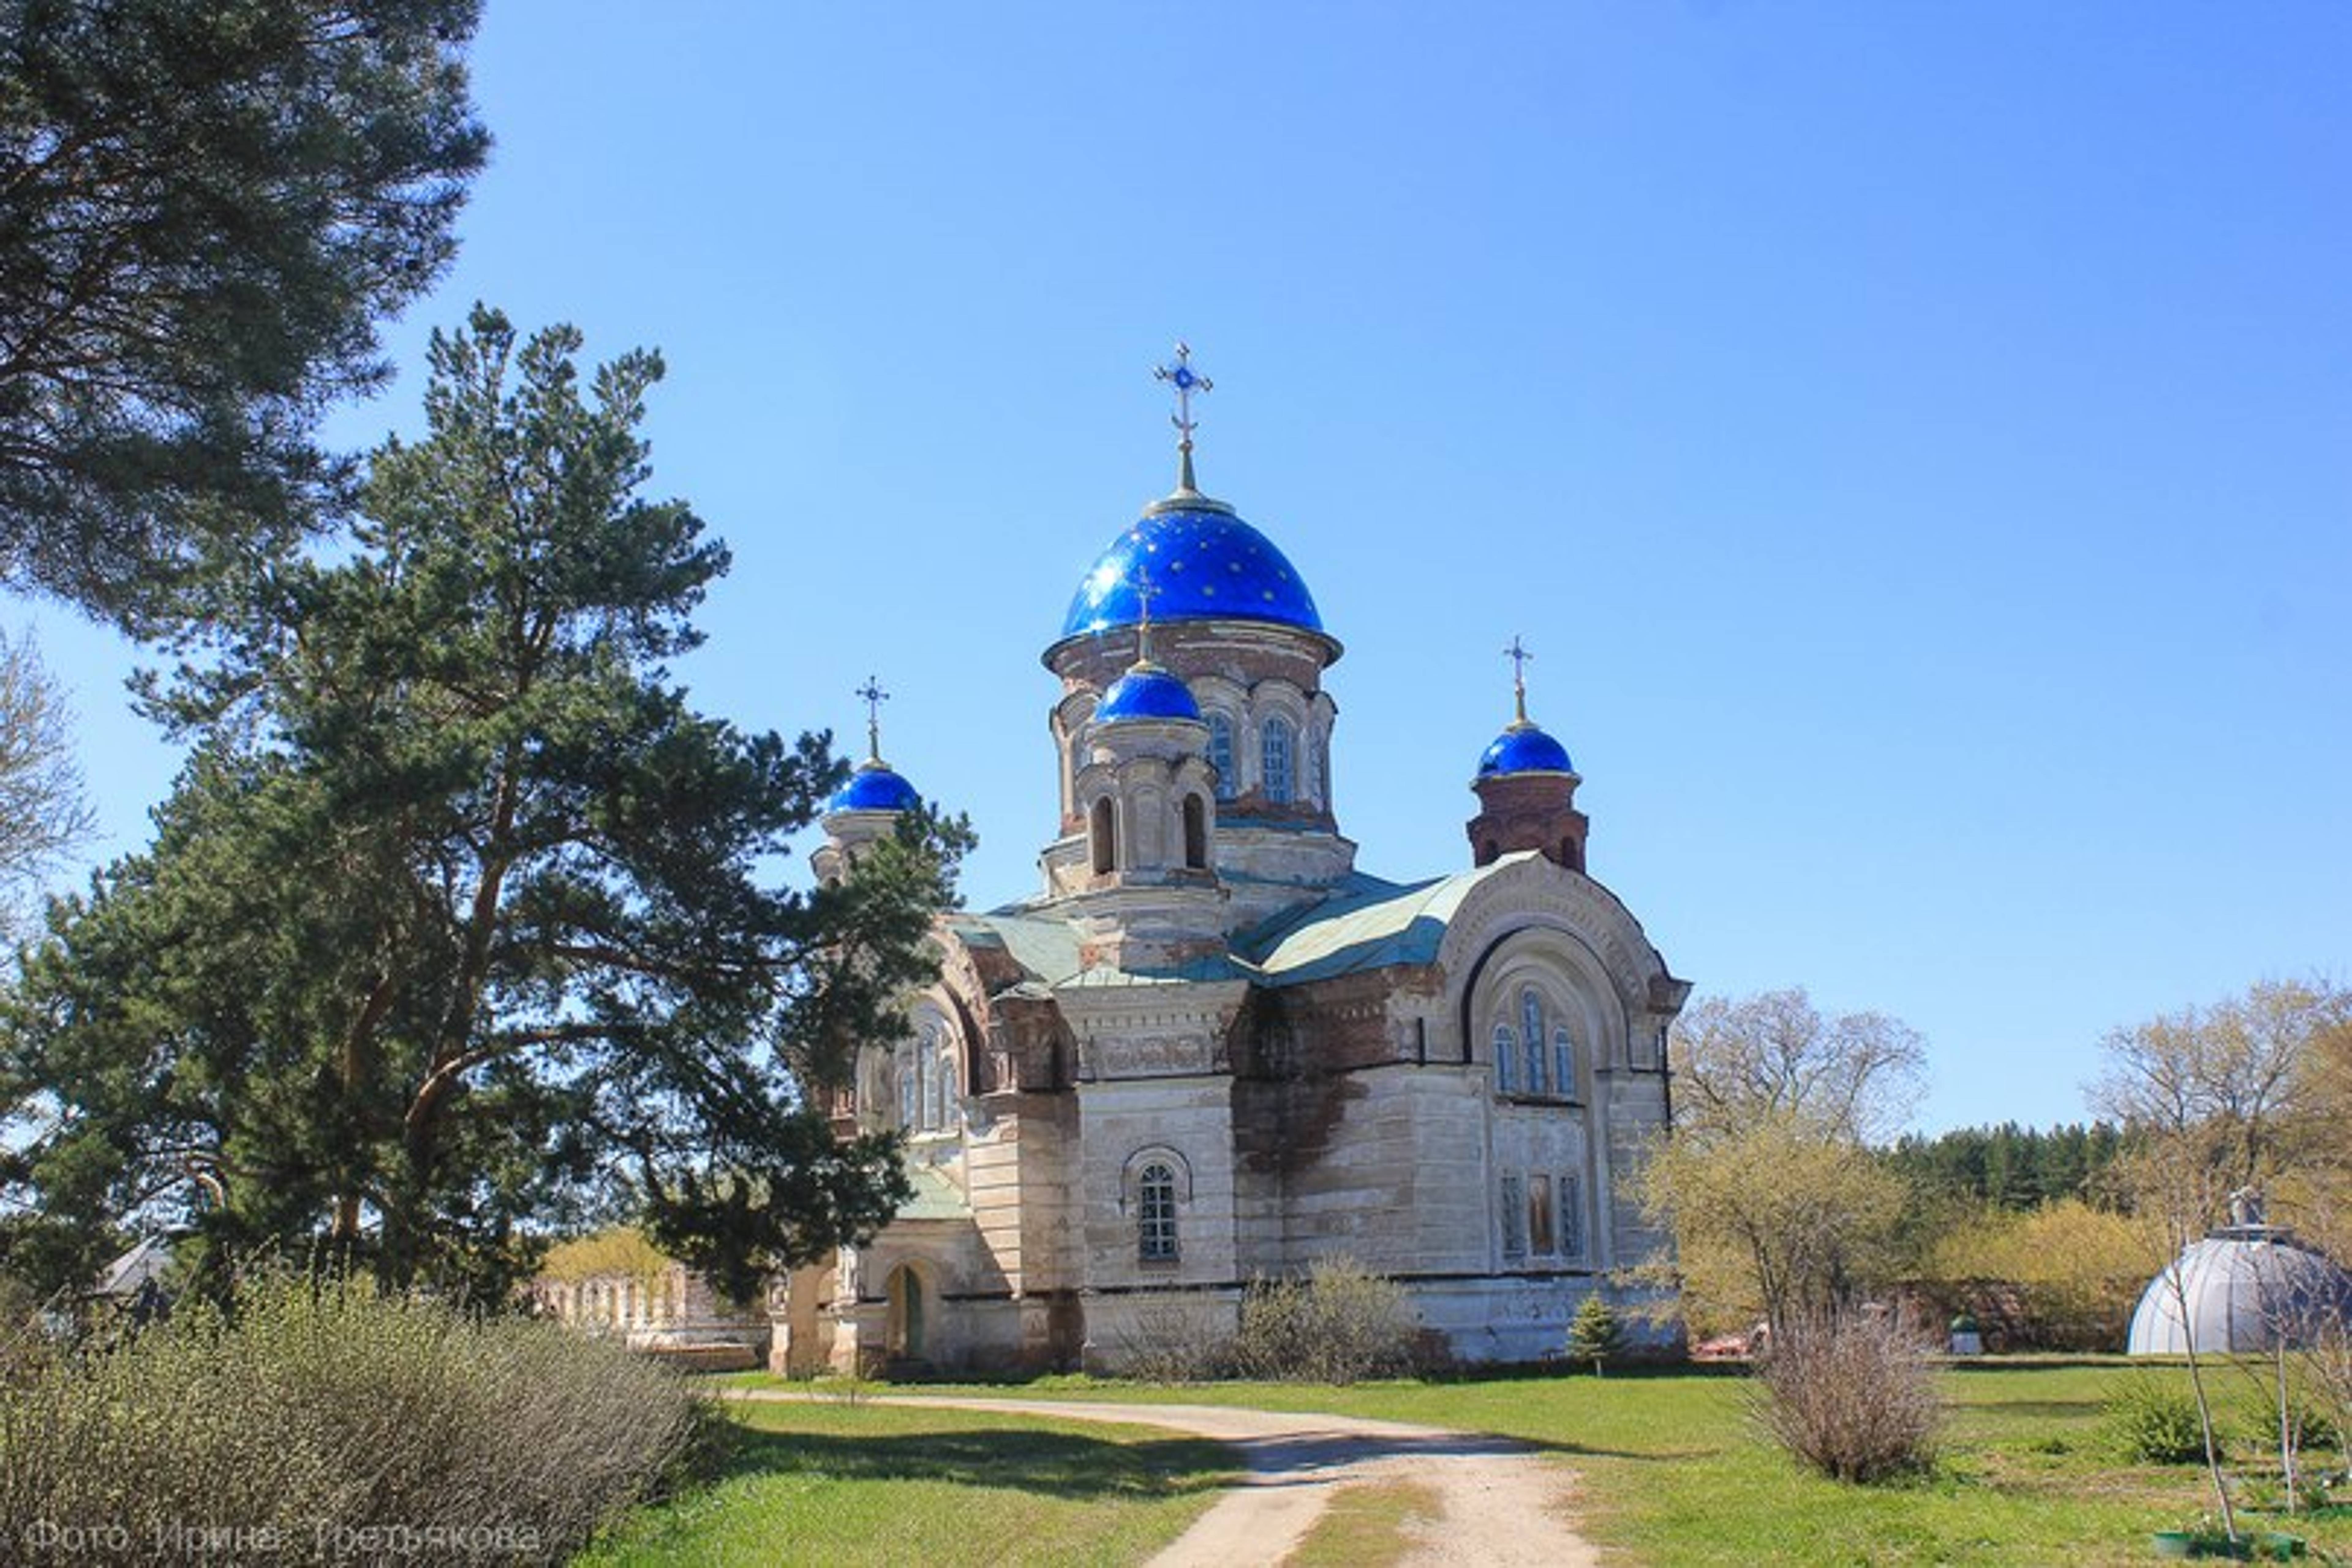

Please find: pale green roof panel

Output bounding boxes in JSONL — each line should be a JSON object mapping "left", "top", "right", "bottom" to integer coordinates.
{"left": 1240, "top": 857, "right": 1528, "bottom": 986}
{"left": 894, "top": 1164, "right": 972, "bottom": 1222}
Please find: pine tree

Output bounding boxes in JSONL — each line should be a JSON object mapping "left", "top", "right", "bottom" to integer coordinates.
{"left": 0, "top": 0, "right": 488, "bottom": 627}
{"left": 1566, "top": 1292, "right": 1624, "bottom": 1376}
{"left": 0, "top": 309, "right": 965, "bottom": 1303}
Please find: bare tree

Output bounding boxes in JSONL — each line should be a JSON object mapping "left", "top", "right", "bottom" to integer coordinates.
{"left": 0, "top": 629, "right": 92, "bottom": 932}
{"left": 2092, "top": 979, "right": 2352, "bottom": 1548}
{"left": 1671, "top": 987, "right": 1927, "bottom": 1144}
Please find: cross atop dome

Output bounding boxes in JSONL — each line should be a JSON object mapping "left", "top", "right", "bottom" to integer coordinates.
{"left": 1154, "top": 341, "right": 1213, "bottom": 495}
{"left": 1131, "top": 566, "right": 1164, "bottom": 669}
{"left": 856, "top": 674, "right": 890, "bottom": 764}
{"left": 1503, "top": 635, "right": 1534, "bottom": 728}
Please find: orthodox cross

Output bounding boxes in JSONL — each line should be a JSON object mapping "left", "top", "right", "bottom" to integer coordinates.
{"left": 1132, "top": 566, "right": 1162, "bottom": 667}
{"left": 855, "top": 675, "right": 889, "bottom": 762}
{"left": 1154, "top": 342, "right": 1212, "bottom": 491}
{"left": 1503, "top": 635, "right": 1533, "bottom": 726}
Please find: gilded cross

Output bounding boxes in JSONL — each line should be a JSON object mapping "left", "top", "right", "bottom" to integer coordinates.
{"left": 855, "top": 675, "right": 889, "bottom": 762}
{"left": 1503, "top": 636, "right": 1533, "bottom": 726}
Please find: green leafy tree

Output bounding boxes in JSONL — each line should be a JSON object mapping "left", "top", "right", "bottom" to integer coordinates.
{"left": 0, "top": 309, "right": 964, "bottom": 1304}
{"left": 0, "top": 0, "right": 488, "bottom": 627}
{"left": 1565, "top": 1292, "right": 1623, "bottom": 1375}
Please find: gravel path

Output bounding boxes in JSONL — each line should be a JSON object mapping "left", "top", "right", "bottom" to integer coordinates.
{"left": 727, "top": 1390, "right": 1601, "bottom": 1567}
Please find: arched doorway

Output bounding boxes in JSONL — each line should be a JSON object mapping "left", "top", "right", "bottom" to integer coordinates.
{"left": 885, "top": 1264, "right": 925, "bottom": 1360}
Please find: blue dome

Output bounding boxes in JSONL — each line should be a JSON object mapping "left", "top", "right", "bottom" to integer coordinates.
{"left": 1477, "top": 723, "right": 1575, "bottom": 778}
{"left": 829, "top": 762, "right": 921, "bottom": 813}
{"left": 1060, "top": 503, "right": 1324, "bottom": 641}
{"left": 1096, "top": 664, "right": 1201, "bottom": 723}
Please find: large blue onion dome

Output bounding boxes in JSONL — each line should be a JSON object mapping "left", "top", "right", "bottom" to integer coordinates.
{"left": 1060, "top": 500, "right": 1325, "bottom": 643}
{"left": 1095, "top": 662, "right": 1201, "bottom": 723}
{"left": 1477, "top": 722, "right": 1575, "bottom": 779}
{"left": 829, "top": 760, "right": 921, "bottom": 813}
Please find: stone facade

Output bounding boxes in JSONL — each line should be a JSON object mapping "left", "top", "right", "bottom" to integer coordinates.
{"left": 768, "top": 462, "right": 1690, "bottom": 1376}
{"left": 531, "top": 1265, "right": 769, "bottom": 1370}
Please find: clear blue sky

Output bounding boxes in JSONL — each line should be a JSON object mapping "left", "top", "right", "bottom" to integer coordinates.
{"left": 24, "top": 2, "right": 2351, "bottom": 1136}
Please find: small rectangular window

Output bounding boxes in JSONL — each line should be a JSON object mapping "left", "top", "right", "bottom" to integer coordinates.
{"left": 1500, "top": 1173, "right": 1527, "bottom": 1259}
{"left": 1529, "top": 1174, "right": 1555, "bottom": 1256}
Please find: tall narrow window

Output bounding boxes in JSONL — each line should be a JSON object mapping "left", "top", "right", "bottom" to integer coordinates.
{"left": 1261, "top": 717, "right": 1294, "bottom": 804}
{"left": 1500, "top": 1173, "right": 1527, "bottom": 1259}
{"left": 1089, "top": 796, "right": 1116, "bottom": 875}
{"left": 941, "top": 1052, "right": 960, "bottom": 1125}
{"left": 921, "top": 1028, "right": 943, "bottom": 1130}
{"left": 1559, "top": 1172, "right": 1585, "bottom": 1260}
{"left": 1182, "top": 793, "right": 1208, "bottom": 869}
{"left": 1138, "top": 1162, "right": 1179, "bottom": 1262}
{"left": 1529, "top": 1174, "right": 1555, "bottom": 1256}
{"left": 1207, "top": 714, "right": 1236, "bottom": 800}
{"left": 1492, "top": 1024, "right": 1517, "bottom": 1094}
{"left": 898, "top": 1047, "right": 917, "bottom": 1129}
{"left": 1553, "top": 1027, "right": 1576, "bottom": 1100}
{"left": 1521, "top": 989, "right": 1547, "bottom": 1096}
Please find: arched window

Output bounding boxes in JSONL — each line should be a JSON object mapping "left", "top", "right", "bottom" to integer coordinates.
{"left": 1492, "top": 1023, "right": 1517, "bottom": 1094}
{"left": 1521, "top": 989, "right": 1548, "bottom": 1096}
{"left": 1261, "top": 717, "right": 1294, "bottom": 804}
{"left": 1138, "top": 1162, "right": 1179, "bottom": 1262}
{"left": 1553, "top": 1027, "right": 1576, "bottom": 1100}
{"left": 1089, "top": 796, "right": 1116, "bottom": 875}
{"left": 1207, "top": 714, "right": 1236, "bottom": 800}
{"left": 1182, "top": 793, "right": 1208, "bottom": 869}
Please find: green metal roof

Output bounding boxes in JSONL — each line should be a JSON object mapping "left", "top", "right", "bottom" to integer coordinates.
{"left": 1239, "top": 856, "right": 1532, "bottom": 986}
{"left": 949, "top": 855, "right": 1543, "bottom": 997}
{"left": 948, "top": 910, "right": 1254, "bottom": 990}
{"left": 894, "top": 1164, "right": 972, "bottom": 1223}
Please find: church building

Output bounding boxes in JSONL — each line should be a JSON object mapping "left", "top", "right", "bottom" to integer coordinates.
{"left": 775, "top": 349, "right": 1689, "bottom": 1373}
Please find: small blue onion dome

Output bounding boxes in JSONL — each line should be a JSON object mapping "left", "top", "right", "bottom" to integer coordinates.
{"left": 1477, "top": 722, "right": 1575, "bottom": 778}
{"left": 829, "top": 760, "right": 921, "bottom": 813}
{"left": 1061, "top": 503, "right": 1323, "bottom": 640}
{"left": 1095, "top": 663, "right": 1202, "bottom": 723}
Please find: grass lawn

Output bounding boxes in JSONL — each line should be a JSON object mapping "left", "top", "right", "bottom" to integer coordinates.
{"left": 721, "top": 1361, "right": 2349, "bottom": 1567}
{"left": 579, "top": 1400, "right": 1235, "bottom": 1567}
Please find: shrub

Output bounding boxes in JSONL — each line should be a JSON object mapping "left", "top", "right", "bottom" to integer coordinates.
{"left": 1112, "top": 1299, "right": 1230, "bottom": 1384}
{"left": 0, "top": 1270, "right": 707, "bottom": 1565}
{"left": 1229, "top": 1257, "right": 1412, "bottom": 1385}
{"left": 2100, "top": 1374, "right": 2212, "bottom": 1464}
{"left": 1752, "top": 1307, "right": 1943, "bottom": 1483}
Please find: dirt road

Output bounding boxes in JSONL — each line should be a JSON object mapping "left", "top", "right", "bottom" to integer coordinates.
{"left": 730, "top": 1390, "right": 1600, "bottom": 1567}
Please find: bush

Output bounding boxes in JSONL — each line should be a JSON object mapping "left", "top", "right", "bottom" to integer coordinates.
{"left": 1229, "top": 1257, "right": 1413, "bottom": 1385}
{"left": 1752, "top": 1307, "right": 1943, "bottom": 1483}
{"left": 2100, "top": 1374, "right": 2212, "bottom": 1464}
{"left": 0, "top": 1271, "right": 707, "bottom": 1565}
